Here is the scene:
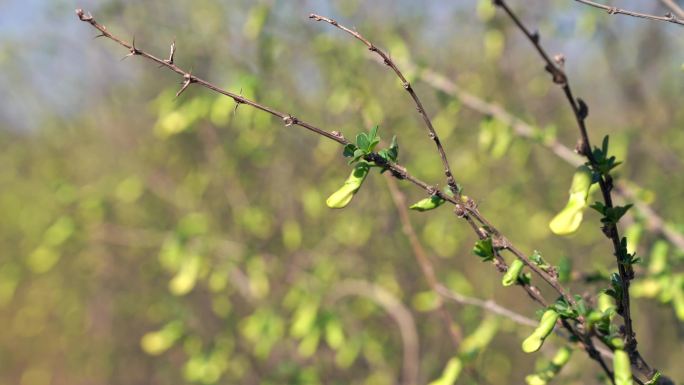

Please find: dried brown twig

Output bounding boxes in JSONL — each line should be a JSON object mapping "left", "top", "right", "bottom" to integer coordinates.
{"left": 573, "top": 0, "right": 684, "bottom": 26}
{"left": 493, "top": 0, "right": 661, "bottom": 382}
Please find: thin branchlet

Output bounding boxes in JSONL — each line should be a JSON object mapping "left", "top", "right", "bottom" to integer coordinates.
{"left": 573, "top": 0, "right": 684, "bottom": 26}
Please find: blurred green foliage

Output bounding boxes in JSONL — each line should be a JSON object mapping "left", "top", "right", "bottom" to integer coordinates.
{"left": 1, "top": 1, "right": 683, "bottom": 385}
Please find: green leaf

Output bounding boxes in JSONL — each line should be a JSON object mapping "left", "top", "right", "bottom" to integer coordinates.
{"left": 473, "top": 238, "right": 495, "bottom": 262}
{"left": 356, "top": 133, "right": 370, "bottom": 152}
{"left": 377, "top": 136, "right": 399, "bottom": 165}
{"left": 342, "top": 144, "right": 357, "bottom": 158}
{"left": 552, "top": 297, "right": 578, "bottom": 319}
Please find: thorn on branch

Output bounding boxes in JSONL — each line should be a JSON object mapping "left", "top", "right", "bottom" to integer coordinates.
{"left": 175, "top": 73, "right": 194, "bottom": 98}
{"left": 164, "top": 39, "right": 176, "bottom": 64}
{"left": 607, "top": 7, "right": 618, "bottom": 15}
{"left": 121, "top": 36, "right": 141, "bottom": 61}
{"left": 232, "top": 88, "right": 244, "bottom": 116}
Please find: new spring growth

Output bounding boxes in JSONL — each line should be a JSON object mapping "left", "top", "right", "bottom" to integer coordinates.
{"left": 410, "top": 194, "right": 446, "bottom": 211}
{"left": 410, "top": 190, "right": 462, "bottom": 212}
{"left": 549, "top": 165, "right": 593, "bottom": 235}
{"left": 326, "top": 162, "right": 371, "bottom": 209}
{"left": 522, "top": 309, "right": 559, "bottom": 353}
{"left": 502, "top": 259, "right": 524, "bottom": 287}
{"left": 525, "top": 346, "right": 573, "bottom": 385}
{"left": 611, "top": 339, "right": 633, "bottom": 385}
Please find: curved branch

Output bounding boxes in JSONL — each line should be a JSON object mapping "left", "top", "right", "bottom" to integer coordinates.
{"left": 329, "top": 280, "right": 419, "bottom": 385}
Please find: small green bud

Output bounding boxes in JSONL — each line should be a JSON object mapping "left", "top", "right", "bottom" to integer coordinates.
{"left": 502, "top": 259, "right": 525, "bottom": 287}
{"left": 522, "top": 309, "right": 559, "bottom": 353}
{"left": 326, "top": 162, "right": 370, "bottom": 209}
{"left": 410, "top": 195, "right": 446, "bottom": 212}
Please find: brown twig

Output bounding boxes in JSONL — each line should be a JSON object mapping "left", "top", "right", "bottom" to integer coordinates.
{"left": 309, "top": 13, "right": 460, "bottom": 195}
{"left": 574, "top": 0, "right": 684, "bottom": 26}
{"left": 329, "top": 280, "right": 419, "bottom": 385}
{"left": 492, "top": 0, "right": 658, "bottom": 381}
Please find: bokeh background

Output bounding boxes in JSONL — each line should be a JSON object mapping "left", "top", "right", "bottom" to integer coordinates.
{"left": 1, "top": 1, "right": 683, "bottom": 384}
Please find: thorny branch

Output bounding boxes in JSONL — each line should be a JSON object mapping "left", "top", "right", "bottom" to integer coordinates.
{"left": 309, "top": 13, "right": 460, "bottom": 196}
{"left": 74, "top": 7, "right": 576, "bottom": 311}
{"left": 493, "top": 0, "right": 661, "bottom": 382}
{"left": 75, "top": 7, "right": 658, "bottom": 383}
{"left": 307, "top": 11, "right": 581, "bottom": 318}
{"left": 573, "top": 0, "right": 684, "bottom": 26}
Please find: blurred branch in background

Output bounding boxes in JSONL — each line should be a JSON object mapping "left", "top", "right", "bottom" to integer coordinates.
{"left": 572, "top": 0, "right": 684, "bottom": 25}
{"left": 660, "top": 0, "right": 684, "bottom": 18}
{"left": 328, "top": 280, "right": 419, "bottom": 385}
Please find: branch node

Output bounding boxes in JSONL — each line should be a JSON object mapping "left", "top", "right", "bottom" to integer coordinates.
{"left": 175, "top": 73, "right": 195, "bottom": 98}
{"left": 577, "top": 98, "right": 589, "bottom": 120}
{"left": 283, "top": 115, "right": 298, "bottom": 127}
{"left": 75, "top": 9, "right": 93, "bottom": 22}
{"left": 531, "top": 29, "right": 540, "bottom": 44}
{"left": 454, "top": 204, "right": 466, "bottom": 218}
